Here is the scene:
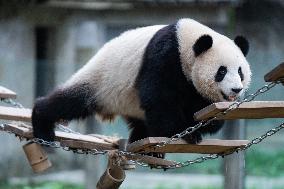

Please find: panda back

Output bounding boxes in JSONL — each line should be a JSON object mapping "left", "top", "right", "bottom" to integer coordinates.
{"left": 66, "top": 25, "right": 166, "bottom": 119}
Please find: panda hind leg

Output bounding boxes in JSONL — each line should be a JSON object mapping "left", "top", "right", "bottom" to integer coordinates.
{"left": 32, "top": 83, "right": 97, "bottom": 141}
{"left": 127, "top": 118, "right": 165, "bottom": 159}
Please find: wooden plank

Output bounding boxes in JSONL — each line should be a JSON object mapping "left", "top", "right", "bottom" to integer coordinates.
{"left": 0, "top": 106, "right": 31, "bottom": 122}
{"left": 264, "top": 62, "right": 284, "bottom": 82}
{"left": 124, "top": 153, "right": 177, "bottom": 167}
{"left": 60, "top": 140, "right": 116, "bottom": 151}
{"left": 3, "top": 123, "right": 117, "bottom": 150}
{"left": 3, "top": 123, "right": 33, "bottom": 138}
{"left": 0, "top": 86, "right": 17, "bottom": 99}
{"left": 127, "top": 137, "right": 249, "bottom": 154}
{"left": 194, "top": 101, "right": 284, "bottom": 121}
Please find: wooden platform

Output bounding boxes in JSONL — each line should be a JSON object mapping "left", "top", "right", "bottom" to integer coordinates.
{"left": 0, "top": 86, "right": 17, "bottom": 99}
{"left": 264, "top": 62, "right": 284, "bottom": 82}
{"left": 0, "top": 106, "right": 31, "bottom": 122}
{"left": 127, "top": 137, "right": 249, "bottom": 154}
{"left": 2, "top": 123, "right": 176, "bottom": 166}
{"left": 194, "top": 101, "right": 284, "bottom": 121}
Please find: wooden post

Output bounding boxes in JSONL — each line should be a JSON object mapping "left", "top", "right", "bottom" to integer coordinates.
{"left": 96, "top": 151, "right": 126, "bottom": 189}
{"left": 23, "top": 142, "right": 52, "bottom": 173}
{"left": 223, "top": 120, "right": 246, "bottom": 189}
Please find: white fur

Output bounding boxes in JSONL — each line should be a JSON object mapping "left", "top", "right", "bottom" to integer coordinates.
{"left": 64, "top": 18, "right": 251, "bottom": 121}
{"left": 177, "top": 18, "right": 251, "bottom": 102}
{"left": 65, "top": 25, "right": 165, "bottom": 119}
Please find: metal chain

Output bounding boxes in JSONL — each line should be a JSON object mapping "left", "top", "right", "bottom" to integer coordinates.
{"left": 1, "top": 98, "right": 24, "bottom": 108}
{"left": 162, "top": 122, "right": 284, "bottom": 169}
{"left": 0, "top": 78, "right": 283, "bottom": 169}
{"left": 56, "top": 124, "right": 81, "bottom": 135}
{"left": 154, "top": 80, "right": 282, "bottom": 149}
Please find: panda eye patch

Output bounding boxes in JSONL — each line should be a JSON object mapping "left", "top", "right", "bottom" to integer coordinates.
{"left": 215, "top": 66, "right": 227, "bottom": 82}
{"left": 238, "top": 67, "right": 244, "bottom": 81}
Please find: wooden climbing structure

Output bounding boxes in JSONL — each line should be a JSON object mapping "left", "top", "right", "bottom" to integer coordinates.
{"left": 0, "top": 62, "right": 284, "bottom": 189}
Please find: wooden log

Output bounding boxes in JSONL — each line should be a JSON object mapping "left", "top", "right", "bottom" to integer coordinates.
{"left": 0, "top": 106, "right": 31, "bottom": 122}
{"left": 127, "top": 137, "right": 249, "bottom": 154}
{"left": 23, "top": 142, "right": 52, "bottom": 173}
{"left": 96, "top": 164, "right": 125, "bottom": 189}
{"left": 0, "top": 86, "right": 17, "bottom": 99}
{"left": 194, "top": 101, "right": 284, "bottom": 121}
{"left": 264, "top": 62, "right": 284, "bottom": 82}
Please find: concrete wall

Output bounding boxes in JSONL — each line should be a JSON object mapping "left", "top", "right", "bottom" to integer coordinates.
{"left": 0, "top": 17, "right": 35, "bottom": 179}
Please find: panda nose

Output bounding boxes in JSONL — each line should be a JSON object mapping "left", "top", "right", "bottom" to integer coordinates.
{"left": 231, "top": 88, "right": 243, "bottom": 94}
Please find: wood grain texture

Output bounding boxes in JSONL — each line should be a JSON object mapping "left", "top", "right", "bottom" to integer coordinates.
{"left": 0, "top": 86, "right": 17, "bottom": 99}
{"left": 194, "top": 101, "right": 284, "bottom": 121}
{"left": 264, "top": 62, "right": 284, "bottom": 82}
{"left": 0, "top": 106, "right": 31, "bottom": 122}
{"left": 127, "top": 137, "right": 249, "bottom": 154}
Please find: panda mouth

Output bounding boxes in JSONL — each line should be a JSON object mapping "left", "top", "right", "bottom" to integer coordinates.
{"left": 221, "top": 91, "right": 237, "bottom": 102}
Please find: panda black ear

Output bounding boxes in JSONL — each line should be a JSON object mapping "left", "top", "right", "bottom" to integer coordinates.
{"left": 193, "top": 35, "right": 213, "bottom": 57}
{"left": 234, "top": 36, "right": 249, "bottom": 57}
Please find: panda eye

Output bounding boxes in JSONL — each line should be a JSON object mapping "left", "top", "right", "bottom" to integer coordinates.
{"left": 238, "top": 67, "right": 244, "bottom": 81}
{"left": 215, "top": 66, "right": 227, "bottom": 82}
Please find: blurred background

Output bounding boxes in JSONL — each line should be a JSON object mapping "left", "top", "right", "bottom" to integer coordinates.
{"left": 0, "top": 0, "right": 284, "bottom": 189}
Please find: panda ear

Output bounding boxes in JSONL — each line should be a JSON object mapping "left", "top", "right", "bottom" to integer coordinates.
{"left": 193, "top": 34, "right": 213, "bottom": 57}
{"left": 234, "top": 36, "right": 249, "bottom": 57}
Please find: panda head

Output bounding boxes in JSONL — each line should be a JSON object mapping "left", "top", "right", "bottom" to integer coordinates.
{"left": 191, "top": 34, "right": 251, "bottom": 102}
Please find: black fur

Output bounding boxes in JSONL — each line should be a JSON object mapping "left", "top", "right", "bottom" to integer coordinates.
{"left": 135, "top": 24, "right": 223, "bottom": 144}
{"left": 127, "top": 117, "right": 149, "bottom": 143}
{"left": 238, "top": 67, "right": 244, "bottom": 81}
{"left": 234, "top": 36, "right": 249, "bottom": 56}
{"left": 215, "top": 66, "right": 227, "bottom": 82}
{"left": 32, "top": 83, "right": 96, "bottom": 141}
{"left": 193, "top": 35, "right": 213, "bottom": 57}
{"left": 126, "top": 117, "right": 165, "bottom": 158}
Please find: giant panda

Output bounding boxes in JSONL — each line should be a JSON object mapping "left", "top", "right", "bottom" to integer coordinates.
{"left": 32, "top": 18, "right": 251, "bottom": 147}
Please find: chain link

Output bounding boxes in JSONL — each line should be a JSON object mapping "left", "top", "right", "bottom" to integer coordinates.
{"left": 153, "top": 81, "right": 282, "bottom": 149}
{"left": 159, "top": 121, "right": 284, "bottom": 169}
{"left": 0, "top": 79, "right": 283, "bottom": 169}
{"left": 1, "top": 98, "right": 25, "bottom": 108}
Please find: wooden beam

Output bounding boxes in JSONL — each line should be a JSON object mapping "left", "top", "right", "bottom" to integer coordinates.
{"left": 264, "top": 62, "right": 284, "bottom": 82}
{"left": 0, "top": 106, "right": 31, "bottom": 122}
{"left": 0, "top": 86, "right": 17, "bottom": 99}
{"left": 194, "top": 101, "right": 284, "bottom": 121}
{"left": 124, "top": 153, "right": 177, "bottom": 167}
{"left": 60, "top": 140, "right": 116, "bottom": 151}
{"left": 2, "top": 123, "right": 178, "bottom": 166}
{"left": 3, "top": 123, "right": 117, "bottom": 150}
{"left": 127, "top": 137, "right": 249, "bottom": 154}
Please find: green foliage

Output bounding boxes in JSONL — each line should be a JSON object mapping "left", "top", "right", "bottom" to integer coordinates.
{"left": 191, "top": 186, "right": 222, "bottom": 189}
{"left": 0, "top": 182, "right": 83, "bottom": 189}
{"left": 161, "top": 154, "right": 221, "bottom": 174}
{"left": 246, "top": 149, "right": 284, "bottom": 177}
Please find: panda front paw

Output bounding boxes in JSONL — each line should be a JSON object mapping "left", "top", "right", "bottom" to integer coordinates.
{"left": 182, "top": 133, "right": 202, "bottom": 144}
